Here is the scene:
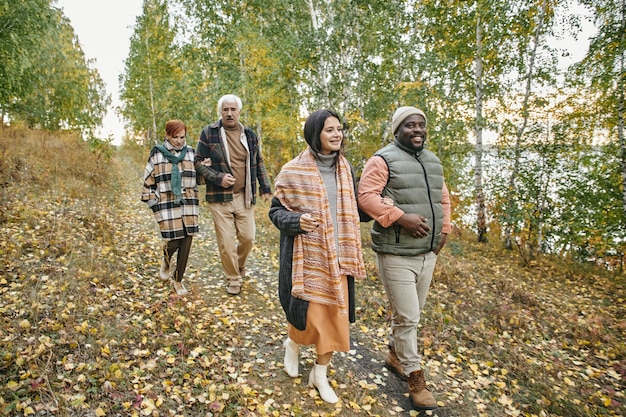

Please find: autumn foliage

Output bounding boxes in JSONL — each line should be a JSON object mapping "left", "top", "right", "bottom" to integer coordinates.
{"left": 0, "top": 128, "right": 624, "bottom": 416}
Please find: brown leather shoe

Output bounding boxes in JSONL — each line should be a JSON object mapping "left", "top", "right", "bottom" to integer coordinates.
{"left": 385, "top": 347, "right": 408, "bottom": 380}
{"left": 408, "top": 370, "right": 437, "bottom": 411}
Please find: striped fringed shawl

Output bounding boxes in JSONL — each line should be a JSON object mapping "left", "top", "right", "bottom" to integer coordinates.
{"left": 274, "top": 148, "right": 366, "bottom": 314}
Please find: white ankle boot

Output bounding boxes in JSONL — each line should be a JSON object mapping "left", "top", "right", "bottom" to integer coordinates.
{"left": 283, "top": 338, "right": 299, "bottom": 377}
{"left": 308, "top": 363, "right": 338, "bottom": 403}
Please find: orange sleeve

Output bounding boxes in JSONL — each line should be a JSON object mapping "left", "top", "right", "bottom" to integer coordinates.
{"left": 441, "top": 182, "right": 452, "bottom": 234}
{"left": 359, "top": 156, "right": 453, "bottom": 232}
{"left": 357, "top": 156, "right": 404, "bottom": 228}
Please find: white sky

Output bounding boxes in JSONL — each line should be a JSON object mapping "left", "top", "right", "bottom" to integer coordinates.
{"left": 56, "top": 0, "right": 143, "bottom": 143}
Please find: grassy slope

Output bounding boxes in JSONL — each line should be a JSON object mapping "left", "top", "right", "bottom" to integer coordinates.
{"left": 0, "top": 129, "right": 624, "bottom": 417}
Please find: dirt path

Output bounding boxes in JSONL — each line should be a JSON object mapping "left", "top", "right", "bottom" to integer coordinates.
{"left": 122, "top": 153, "right": 460, "bottom": 416}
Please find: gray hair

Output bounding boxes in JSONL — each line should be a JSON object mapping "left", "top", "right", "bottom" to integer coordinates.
{"left": 217, "top": 94, "right": 242, "bottom": 116}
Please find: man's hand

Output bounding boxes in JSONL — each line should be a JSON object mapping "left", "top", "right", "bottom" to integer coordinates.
{"left": 220, "top": 174, "right": 236, "bottom": 188}
{"left": 434, "top": 233, "right": 448, "bottom": 255}
{"left": 396, "top": 213, "right": 430, "bottom": 238}
{"left": 260, "top": 192, "right": 272, "bottom": 203}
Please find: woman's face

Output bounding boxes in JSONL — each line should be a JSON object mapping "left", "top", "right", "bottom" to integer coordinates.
{"left": 319, "top": 116, "right": 343, "bottom": 155}
{"left": 168, "top": 129, "right": 186, "bottom": 149}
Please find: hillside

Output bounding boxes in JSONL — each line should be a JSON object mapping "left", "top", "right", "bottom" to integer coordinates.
{"left": 0, "top": 129, "right": 624, "bottom": 417}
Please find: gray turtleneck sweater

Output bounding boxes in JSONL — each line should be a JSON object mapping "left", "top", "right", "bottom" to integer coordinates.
{"left": 315, "top": 152, "right": 338, "bottom": 248}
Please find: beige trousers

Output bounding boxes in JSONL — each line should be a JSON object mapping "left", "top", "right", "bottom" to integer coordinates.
{"left": 208, "top": 192, "right": 255, "bottom": 285}
{"left": 377, "top": 251, "right": 438, "bottom": 375}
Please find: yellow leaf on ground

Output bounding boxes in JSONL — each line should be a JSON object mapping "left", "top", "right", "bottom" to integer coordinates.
{"left": 100, "top": 345, "right": 110, "bottom": 357}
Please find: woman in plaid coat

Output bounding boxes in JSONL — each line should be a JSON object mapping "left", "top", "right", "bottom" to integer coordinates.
{"left": 141, "top": 120, "right": 200, "bottom": 295}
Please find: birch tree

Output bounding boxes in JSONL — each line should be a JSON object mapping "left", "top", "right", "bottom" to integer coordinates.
{"left": 415, "top": 0, "right": 523, "bottom": 242}
{"left": 574, "top": 0, "right": 626, "bottom": 216}
{"left": 120, "top": 0, "right": 178, "bottom": 144}
{"left": 497, "top": 0, "right": 561, "bottom": 251}
{"left": 563, "top": 0, "right": 626, "bottom": 268}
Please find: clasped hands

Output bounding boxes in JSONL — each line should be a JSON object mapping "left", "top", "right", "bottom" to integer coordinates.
{"left": 299, "top": 212, "right": 320, "bottom": 233}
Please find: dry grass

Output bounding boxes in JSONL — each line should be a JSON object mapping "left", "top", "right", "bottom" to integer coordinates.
{"left": 0, "top": 127, "right": 624, "bottom": 417}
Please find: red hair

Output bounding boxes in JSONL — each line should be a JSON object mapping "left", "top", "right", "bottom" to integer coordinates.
{"left": 165, "top": 120, "right": 186, "bottom": 137}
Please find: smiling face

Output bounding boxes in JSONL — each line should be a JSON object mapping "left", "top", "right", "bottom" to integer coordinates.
{"left": 396, "top": 114, "right": 427, "bottom": 151}
{"left": 220, "top": 100, "right": 241, "bottom": 129}
{"left": 319, "top": 116, "right": 344, "bottom": 155}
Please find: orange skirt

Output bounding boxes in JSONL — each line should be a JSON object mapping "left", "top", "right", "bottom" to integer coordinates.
{"left": 288, "top": 276, "right": 350, "bottom": 355}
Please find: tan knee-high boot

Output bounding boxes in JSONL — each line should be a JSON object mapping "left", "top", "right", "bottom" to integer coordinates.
{"left": 283, "top": 338, "right": 299, "bottom": 377}
{"left": 308, "top": 363, "right": 338, "bottom": 403}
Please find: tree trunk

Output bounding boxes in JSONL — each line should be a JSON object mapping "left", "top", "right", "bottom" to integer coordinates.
{"left": 617, "top": 0, "right": 626, "bottom": 216}
{"left": 145, "top": 23, "right": 157, "bottom": 145}
{"left": 475, "top": 13, "right": 488, "bottom": 243}
{"left": 306, "top": 0, "right": 330, "bottom": 106}
{"left": 503, "top": 3, "right": 547, "bottom": 249}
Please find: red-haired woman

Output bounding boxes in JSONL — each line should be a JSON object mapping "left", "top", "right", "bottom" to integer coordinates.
{"left": 141, "top": 120, "right": 199, "bottom": 295}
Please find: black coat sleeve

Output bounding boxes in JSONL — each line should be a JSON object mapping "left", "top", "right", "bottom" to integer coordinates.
{"left": 268, "top": 196, "right": 309, "bottom": 330}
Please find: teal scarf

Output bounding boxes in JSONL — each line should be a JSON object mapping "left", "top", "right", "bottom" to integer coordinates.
{"left": 155, "top": 143, "right": 188, "bottom": 204}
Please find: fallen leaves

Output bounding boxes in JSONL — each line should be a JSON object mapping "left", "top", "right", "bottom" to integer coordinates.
{"left": 1, "top": 132, "right": 625, "bottom": 416}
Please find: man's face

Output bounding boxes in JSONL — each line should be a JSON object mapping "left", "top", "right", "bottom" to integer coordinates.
{"left": 396, "top": 114, "right": 427, "bottom": 151}
{"left": 221, "top": 100, "right": 240, "bottom": 128}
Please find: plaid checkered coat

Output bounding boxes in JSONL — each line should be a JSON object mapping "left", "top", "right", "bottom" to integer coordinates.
{"left": 195, "top": 120, "right": 271, "bottom": 205}
{"left": 141, "top": 141, "right": 199, "bottom": 240}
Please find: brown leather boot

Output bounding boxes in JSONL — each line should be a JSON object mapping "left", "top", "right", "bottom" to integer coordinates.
{"left": 408, "top": 370, "right": 437, "bottom": 411}
{"left": 385, "top": 346, "right": 408, "bottom": 380}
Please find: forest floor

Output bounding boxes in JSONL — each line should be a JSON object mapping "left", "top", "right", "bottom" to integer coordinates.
{"left": 0, "top": 129, "right": 624, "bottom": 417}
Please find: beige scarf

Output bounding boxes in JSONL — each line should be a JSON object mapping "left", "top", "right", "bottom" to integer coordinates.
{"left": 274, "top": 148, "right": 366, "bottom": 313}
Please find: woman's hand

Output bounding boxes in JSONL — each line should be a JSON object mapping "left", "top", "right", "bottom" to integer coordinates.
{"left": 299, "top": 212, "right": 320, "bottom": 232}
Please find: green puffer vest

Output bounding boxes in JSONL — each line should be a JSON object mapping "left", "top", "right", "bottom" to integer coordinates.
{"left": 371, "top": 141, "right": 445, "bottom": 256}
